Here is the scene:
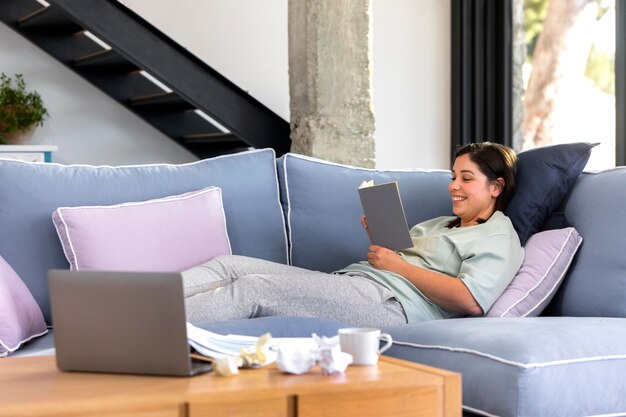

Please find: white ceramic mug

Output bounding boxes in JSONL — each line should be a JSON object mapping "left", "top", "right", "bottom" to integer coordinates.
{"left": 338, "top": 328, "right": 393, "bottom": 366}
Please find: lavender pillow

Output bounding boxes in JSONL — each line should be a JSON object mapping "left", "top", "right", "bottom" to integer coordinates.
{"left": 0, "top": 256, "right": 47, "bottom": 357}
{"left": 52, "top": 187, "right": 231, "bottom": 272}
{"left": 487, "top": 227, "right": 582, "bottom": 318}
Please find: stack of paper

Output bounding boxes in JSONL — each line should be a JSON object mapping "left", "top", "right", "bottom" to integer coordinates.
{"left": 186, "top": 323, "right": 260, "bottom": 360}
{"left": 186, "top": 323, "right": 319, "bottom": 367}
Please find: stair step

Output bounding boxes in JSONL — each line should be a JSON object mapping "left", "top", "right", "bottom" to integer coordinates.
{"left": 16, "top": 5, "right": 47, "bottom": 24}
{"left": 69, "top": 30, "right": 111, "bottom": 59}
{"left": 71, "top": 70, "right": 164, "bottom": 103}
{"left": 128, "top": 92, "right": 186, "bottom": 107}
{"left": 0, "top": 0, "right": 42, "bottom": 24}
{"left": 181, "top": 133, "right": 239, "bottom": 144}
{"left": 17, "top": 5, "right": 82, "bottom": 35}
{"left": 73, "top": 49, "right": 138, "bottom": 72}
{"left": 131, "top": 98, "right": 195, "bottom": 112}
{"left": 184, "top": 143, "right": 252, "bottom": 160}
{"left": 135, "top": 109, "right": 224, "bottom": 138}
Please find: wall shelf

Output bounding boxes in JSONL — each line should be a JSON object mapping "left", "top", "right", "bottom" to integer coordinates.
{"left": 0, "top": 145, "right": 58, "bottom": 162}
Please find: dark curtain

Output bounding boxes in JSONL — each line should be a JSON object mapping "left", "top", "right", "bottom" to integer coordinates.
{"left": 617, "top": 0, "right": 626, "bottom": 166}
{"left": 451, "top": 0, "right": 513, "bottom": 162}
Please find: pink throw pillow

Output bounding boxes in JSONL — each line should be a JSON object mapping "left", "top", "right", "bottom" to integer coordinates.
{"left": 487, "top": 227, "right": 582, "bottom": 318}
{"left": 0, "top": 256, "right": 47, "bottom": 356}
{"left": 52, "top": 187, "right": 231, "bottom": 272}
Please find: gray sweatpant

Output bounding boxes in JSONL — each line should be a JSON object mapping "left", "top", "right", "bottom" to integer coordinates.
{"left": 183, "top": 255, "right": 407, "bottom": 328}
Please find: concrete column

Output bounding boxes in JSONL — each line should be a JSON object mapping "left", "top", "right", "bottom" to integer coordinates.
{"left": 288, "top": 0, "right": 376, "bottom": 168}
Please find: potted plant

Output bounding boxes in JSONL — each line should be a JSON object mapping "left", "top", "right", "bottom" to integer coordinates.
{"left": 0, "top": 73, "right": 48, "bottom": 145}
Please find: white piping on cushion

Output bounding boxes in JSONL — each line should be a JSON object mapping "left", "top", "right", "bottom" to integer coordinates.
{"left": 53, "top": 186, "right": 221, "bottom": 212}
{"left": 53, "top": 210, "right": 79, "bottom": 270}
{"left": 499, "top": 228, "right": 583, "bottom": 317}
{"left": 392, "top": 340, "right": 626, "bottom": 369}
{"left": 0, "top": 328, "right": 49, "bottom": 354}
{"left": 462, "top": 405, "right": 499, "bottom": 417}
{"left": 0, "top": 147, "right": 271, "bottom": 169}
{"left": 283, "top": 152, "right": 450, "bottom": 174}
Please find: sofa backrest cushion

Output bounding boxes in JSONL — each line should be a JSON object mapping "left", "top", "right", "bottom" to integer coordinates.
{"left": 277, "top": 154, "right": 452, "bottom": 272}
{"left": 547, "top": 168, "right": 626, "bottom": 317}
{"left": 0, "top": 149, "right": 287, "bottom": 324}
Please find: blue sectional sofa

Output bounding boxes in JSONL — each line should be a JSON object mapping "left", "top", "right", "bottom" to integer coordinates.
{"left": 3, "top": 144, "right": 626, "bottom": 417}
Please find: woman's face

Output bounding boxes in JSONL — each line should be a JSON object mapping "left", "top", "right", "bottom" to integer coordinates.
{"left": 449, "top": 154, "right": 503, "bottom": 226}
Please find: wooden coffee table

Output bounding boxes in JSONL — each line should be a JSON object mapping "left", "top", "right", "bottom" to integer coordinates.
{"left": 0, "top": 355, "right": 461, "bottom": 417}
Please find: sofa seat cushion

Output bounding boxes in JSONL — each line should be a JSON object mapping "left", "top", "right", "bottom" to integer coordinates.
{"left": 384, "top": 317, "right": 626, "bottom": 417}
{"left": 0, "top": 149, "right": 287, "bottom": 324}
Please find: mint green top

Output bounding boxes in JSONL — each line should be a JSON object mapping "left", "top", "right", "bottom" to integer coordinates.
{"left": 337, "top": 211, "right": 524, "bottom": 322}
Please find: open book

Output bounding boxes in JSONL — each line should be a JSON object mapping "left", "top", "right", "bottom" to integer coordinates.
{"left": 358, "top": 180, "right": 413, "bottom": 250}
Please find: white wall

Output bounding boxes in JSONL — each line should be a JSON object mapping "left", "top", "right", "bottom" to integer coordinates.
{"left": 118, "top": 0, "right": 290, "bottom": 122}
{"left": 0, "top": 1, "right": 450, "bottom": 168}
{"left": 121, "top": 0, "right": 451, "bottom": 170}
{"left": 373, "top": 0, "right": 450, "bottom": 170}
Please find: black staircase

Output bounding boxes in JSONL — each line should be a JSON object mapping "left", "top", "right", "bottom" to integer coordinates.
{"left": 0, "top": 0, "right": 291, "bottom": 158}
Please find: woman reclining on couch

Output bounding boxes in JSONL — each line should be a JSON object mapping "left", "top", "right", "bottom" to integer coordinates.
{"left": 183, "top": 142, "right": 524, "bottom": 328}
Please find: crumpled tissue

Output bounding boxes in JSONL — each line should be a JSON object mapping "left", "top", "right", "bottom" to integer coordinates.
{"left": 276, "top": 333, "right": 353, "bottom": 375}
{"left": 240, "top": 332, "right": 273, "bottom": 367}
{"left": 213, "top": 355, "right": 243, "bottom": 377}
{"left": 213, "top": 332, "right": 273, "bottom": 377}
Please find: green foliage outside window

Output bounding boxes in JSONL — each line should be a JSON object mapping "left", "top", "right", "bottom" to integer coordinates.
{"left": 523, "top": 0, "right": 615, "bottom": 94}
{"left": 524, "top": 0, "right": 549, "bottom": 61}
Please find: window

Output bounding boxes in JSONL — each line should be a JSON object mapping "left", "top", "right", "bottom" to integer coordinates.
{"left": 451, "top": 0, "right": 621, "bottom": 169}
{"left": 516, "top": 0, "right": 616, "bottom": 170}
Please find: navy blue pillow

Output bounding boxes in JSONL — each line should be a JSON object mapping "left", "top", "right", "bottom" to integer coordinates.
{"left": 505, "top": 142, "right": 595, "bottom": 245}
{"left": 541, "top": 212, "right": 570, "bottom": 231}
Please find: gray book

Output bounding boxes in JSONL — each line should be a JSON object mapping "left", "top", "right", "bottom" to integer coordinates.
{"left": 358, "top": 181, "right": 413, "bottom": 250}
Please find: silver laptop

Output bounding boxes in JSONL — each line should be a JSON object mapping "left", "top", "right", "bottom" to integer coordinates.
{"left": 48, "top": 270, "right": 212, "bottom": 377}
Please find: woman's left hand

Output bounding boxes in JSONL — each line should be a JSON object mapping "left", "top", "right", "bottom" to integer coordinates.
{"left": 367, "top": 245, "right": 404, "bottom": 273}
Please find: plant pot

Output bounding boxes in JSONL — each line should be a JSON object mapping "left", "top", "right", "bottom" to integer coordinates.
{"left": 0, "top": 125, "right": 36, "bottom": 145}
